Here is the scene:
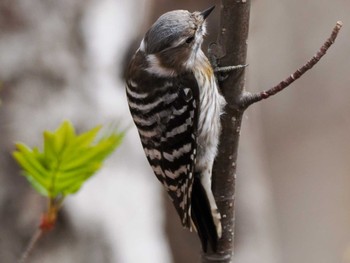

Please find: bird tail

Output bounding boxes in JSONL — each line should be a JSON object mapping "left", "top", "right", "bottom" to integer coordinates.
{"left": 191, "top": 174, "right": 221, "bottom": 252}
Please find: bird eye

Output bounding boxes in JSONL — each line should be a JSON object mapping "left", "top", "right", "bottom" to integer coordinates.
{"left": 185, "top": 36, "right": 195, "bottom": 44}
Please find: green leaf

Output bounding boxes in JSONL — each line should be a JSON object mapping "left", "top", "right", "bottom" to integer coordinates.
{"left": 13, "top": 144, "right": 50, "bottom": 184}
{"left": 73, "top": 125, "right": 102, "bottom": 148}
{"left": 12, "top": 120, "right": 124, "bottom": 198}
{"left": 25, "top": 172, "right": 50, "bottom": 196}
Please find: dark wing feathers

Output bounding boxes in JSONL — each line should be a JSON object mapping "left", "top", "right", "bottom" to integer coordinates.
{"left": 126, "top": 71, "right": 199, "bottom": 228}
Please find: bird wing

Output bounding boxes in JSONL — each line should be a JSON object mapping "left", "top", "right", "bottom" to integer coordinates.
{"left": 126, "top": 72, "right": 199, "bottom": 228}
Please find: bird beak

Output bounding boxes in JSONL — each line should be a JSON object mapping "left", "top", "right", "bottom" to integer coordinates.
{"left": 200, "top": 5, "right": 215, "bottom": 20}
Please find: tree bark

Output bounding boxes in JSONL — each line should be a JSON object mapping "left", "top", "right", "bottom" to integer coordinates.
{"left": 203, "top": 1, "right": 251, "bottom": 262}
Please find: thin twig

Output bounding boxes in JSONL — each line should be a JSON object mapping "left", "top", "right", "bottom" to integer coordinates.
{"left": 18, "top": 228, "right": 44, "bottom": 263}
{"left": 18, "top": 198, "right": 60, "bottom": 263}
{"left": 239, "top": 21, "right": 343, "bottom": 109}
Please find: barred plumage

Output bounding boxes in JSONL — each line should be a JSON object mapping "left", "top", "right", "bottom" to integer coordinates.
{"left": 125, "top": 6, "right": 225, "bottom": 252}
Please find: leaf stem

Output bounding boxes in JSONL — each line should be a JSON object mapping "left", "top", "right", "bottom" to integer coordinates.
{"left": 18, "top": 197, "right": 61, "bottom": 263}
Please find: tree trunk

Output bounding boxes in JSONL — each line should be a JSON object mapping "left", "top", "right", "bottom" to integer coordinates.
{"left": 202, "top": 1, "right": 251, "bottom": 262}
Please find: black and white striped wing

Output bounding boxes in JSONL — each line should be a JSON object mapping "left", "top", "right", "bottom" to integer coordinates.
{"left": 126, "top": 73, "right": 199, "bottom": 228}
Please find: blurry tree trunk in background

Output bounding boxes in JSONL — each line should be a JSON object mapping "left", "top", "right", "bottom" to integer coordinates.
{"left": 0, "top": 1, "right": 114, "bottom": 262}
{"left": 0, "top": 0, "right": 172, "bottom": 262}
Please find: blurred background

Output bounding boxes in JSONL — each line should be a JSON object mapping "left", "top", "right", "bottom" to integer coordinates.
{"left": 0, "top": 0, "right": 349, "bottom": 262}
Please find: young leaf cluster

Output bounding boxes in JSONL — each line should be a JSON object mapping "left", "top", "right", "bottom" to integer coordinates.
{"left": 13, "top": 121, "right": 123, "bottom": 197}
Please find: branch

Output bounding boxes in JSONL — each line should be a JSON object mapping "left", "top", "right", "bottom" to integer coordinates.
{"left": 239, "top": 21, "right": 343, "bottom": 109}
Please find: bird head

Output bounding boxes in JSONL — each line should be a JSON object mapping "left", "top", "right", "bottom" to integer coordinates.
{"left": 140, "top": 6, "right": 215, "bottom": 72}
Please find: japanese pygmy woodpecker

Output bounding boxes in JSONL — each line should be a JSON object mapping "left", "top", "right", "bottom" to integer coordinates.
{"left": 125, "top": 6, "right": 225, "bottom": 252}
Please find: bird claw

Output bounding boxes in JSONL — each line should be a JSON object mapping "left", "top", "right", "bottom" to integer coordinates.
{"left": 214, "top": 64, "right": 248, "bottom": 81}
{"left": 214, "top": 64, "right": 248, "bottom": 73}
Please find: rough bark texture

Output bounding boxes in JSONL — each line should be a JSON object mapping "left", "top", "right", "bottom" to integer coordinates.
{"left": 202, "top": 1, "right": 251, "bottom": 262}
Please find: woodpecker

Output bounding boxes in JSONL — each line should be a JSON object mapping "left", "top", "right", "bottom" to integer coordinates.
{"left": 125, "top": 6, "right": 225, "bottom": 252}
